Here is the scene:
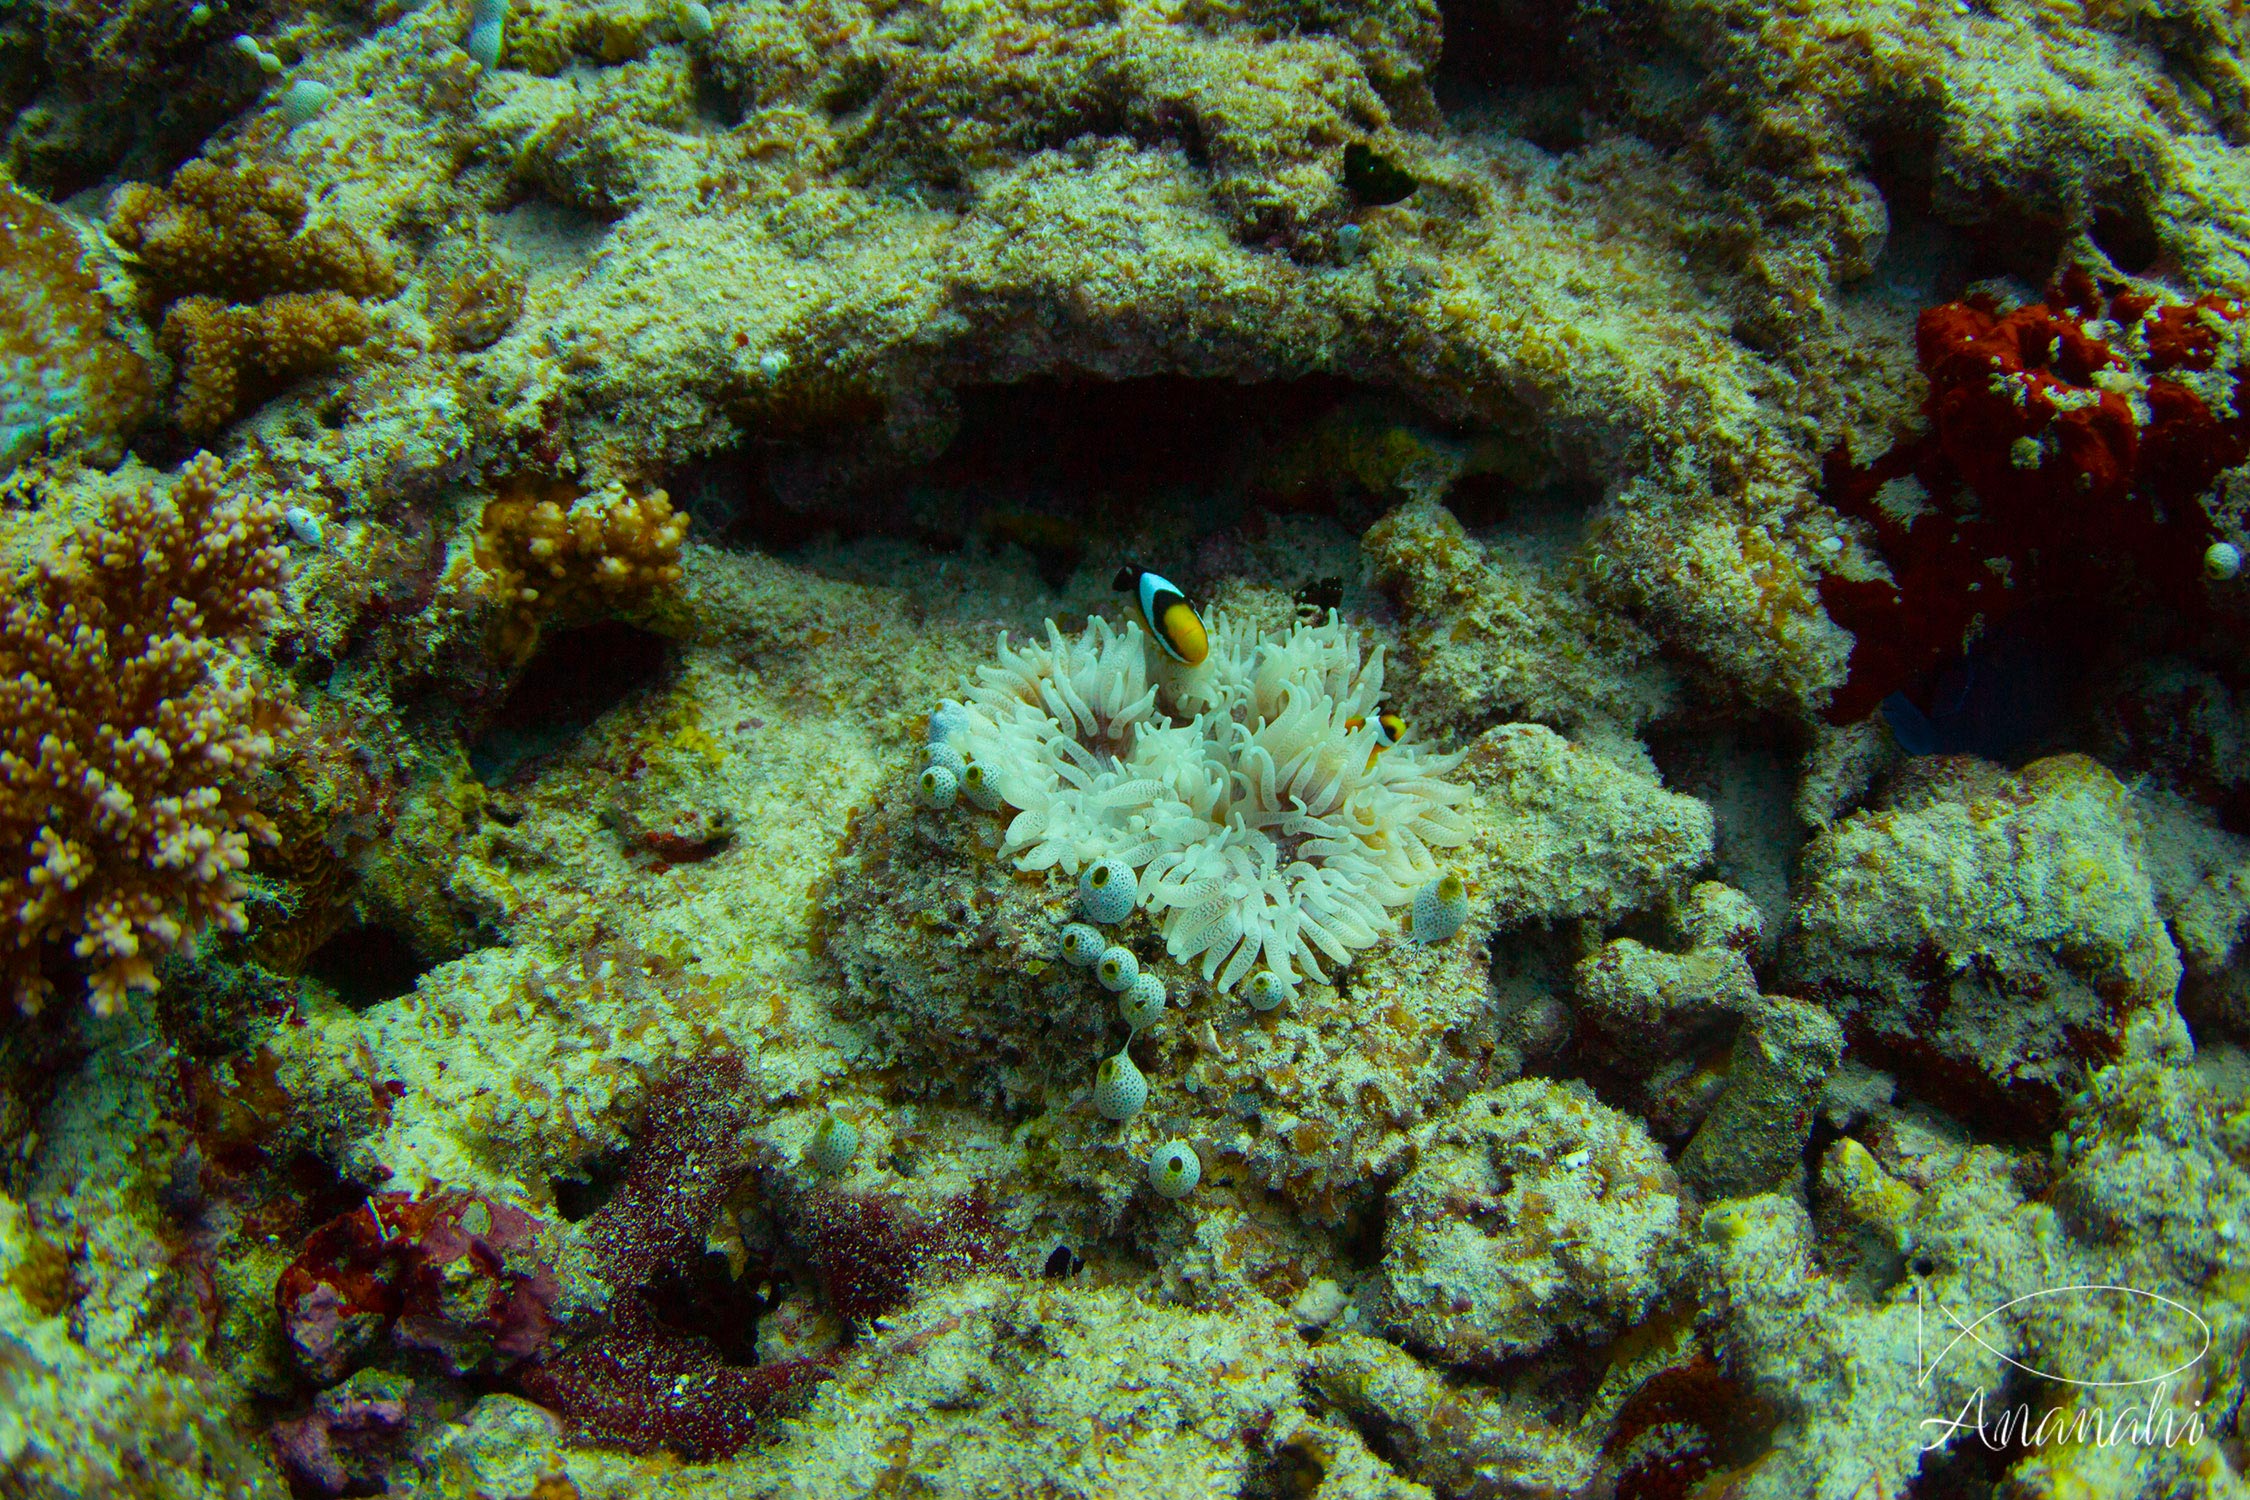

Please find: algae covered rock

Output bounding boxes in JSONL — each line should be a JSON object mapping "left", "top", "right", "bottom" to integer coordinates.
{"left": 1373, "top": 1079, "right": 1687, "bottom": 1367}
{"left": 743, "top": 1274, "right": 1398, "bottom": 1498}
{"left": 1783, "top": 754, "right": 2184, "bottom": 1131}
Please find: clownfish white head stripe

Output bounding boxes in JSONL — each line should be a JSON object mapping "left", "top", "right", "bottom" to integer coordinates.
{"left": 1346, "top": 712, "right": 1405, "bottom": 748}
{"left": 1114, "top": 564, "right": 1209, "bottom": 666}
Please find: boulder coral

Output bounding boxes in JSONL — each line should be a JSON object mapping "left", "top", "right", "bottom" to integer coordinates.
{"left": 1373, "top": 1080, "right": 1688, "bottom": 1368}
{"left": 1784, "top": 754, "right": 2184, "bottom": 1132}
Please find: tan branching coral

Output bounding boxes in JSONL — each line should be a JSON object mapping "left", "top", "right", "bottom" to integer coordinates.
{"left": 473, "top": 479, "right": 688, "bottom": 658}
{"left": 106, "top": 159, "right": 399, "bottom": 433}
{"left": 0, "top": 455, "right": 301, "bottom": 1013}
{"left": 160, "top": 292, "right": 376, "bottom": 436}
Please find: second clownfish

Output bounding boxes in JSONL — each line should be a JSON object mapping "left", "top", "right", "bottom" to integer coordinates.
{"left": 1115, "top": 564, "right": 1209, "bottom": 666}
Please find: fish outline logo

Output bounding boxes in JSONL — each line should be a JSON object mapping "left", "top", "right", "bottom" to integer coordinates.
{"left": 1915, "top": 1280, "right": 2211, "bottom": 1390}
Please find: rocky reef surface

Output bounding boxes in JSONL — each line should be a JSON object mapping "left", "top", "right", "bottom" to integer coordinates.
{"left": 3, "top": 0, "right": 2250, "bottom": 1494}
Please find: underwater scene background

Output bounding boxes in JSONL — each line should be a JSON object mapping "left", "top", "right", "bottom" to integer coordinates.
{"left": 2, "top": 0, "right": 2249, "bottom": 1493}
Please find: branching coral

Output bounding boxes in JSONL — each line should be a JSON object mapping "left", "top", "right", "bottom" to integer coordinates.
{"left": 105, "top": 159, "right": 398, "bottom": 433}
{"left": 159, "top": 292, "right": 376, "bottom": 436}
{"left": 473, "top": 478, "right": 689, "bottom": 659}
{"left": 1, "top": 454, "right": 300, "bottom": 1014}
{"left": 935, "top": 611, "right": 1471, "bottom": 990}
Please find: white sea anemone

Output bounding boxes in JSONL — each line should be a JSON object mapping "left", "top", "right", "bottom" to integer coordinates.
{"left": 935, "top": 611, "right": 1472, "bottom": 990}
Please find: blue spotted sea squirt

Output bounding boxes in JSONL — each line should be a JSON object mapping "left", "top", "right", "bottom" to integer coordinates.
{"left": 1093, "top": 1051, "right": 1147, "bottom": 1120}
{"left": 1078, "top": 857, "right": 1138, "bottom": 923}
{"left": 1148, "top": 1140, "right": 1202, "bottom": 1198}
{"left": 1412, "top": 872, "right": 1469, "bottom": 944}
{"left": 1119, "top": 971, "right": 1166, "bottom": 1031}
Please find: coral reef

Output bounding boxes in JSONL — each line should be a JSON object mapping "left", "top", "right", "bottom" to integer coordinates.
{"left": 0, "top": 454, "right": 299, "bottom": 1013}
{"left": 4, "top": 0, "right": 2250, "bottom": 1488}
{"left": 105, "top": 159, "right": 398, "bottom": 432}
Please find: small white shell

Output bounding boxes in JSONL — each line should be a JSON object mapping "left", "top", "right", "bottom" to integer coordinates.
{"left": 927, "top": 742, "right": 967, "bottom": 779}
{"left": 1093, "top": 1051, "right": 1147, "bottom": 1121}
{"left": 284, "top": 505, "right": 324, "bottom": 546}
{"left": 1245, "top": 970, "right": 1294, "bottom": 1012}
{"left": 1147, "top": 1139, "right": 1201, "bottom": 1198}
{"left": 2208, "top": 541, "right": 2244, "bottom": 581}
{"left": 1412, "top": 873, "right": 1468, "bottom": 945}
{"left": 1095, "top": 945, "right": 1139, "bottom": 993}
{"left": 1078, "top": 858, "right": 1137, "bottom": 924}
{"left": 919, "top": 765, "right": 958, "bottom": 809}
{"left": 1058, "top": 923, "right": 1106, "bottom": 966}
{"left": 672, "top": 0, "right": 715, "bottom": 39}
{"left": 807, "top": 1113, "right": 859, "bottom": 1175}
{"left": 959, "top": 761, "right": 1004, "bottom": 811}
{"left": 279, "top": 78, "right": 332, "bottom": 125}
{"left": 1120, "top": 971, "right": 1166, "bottom": 1031}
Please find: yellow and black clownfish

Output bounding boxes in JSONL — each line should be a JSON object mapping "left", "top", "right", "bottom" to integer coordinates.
{"left": 1115, "top": 564, "right": 1209, "bottom": 666}
{"left": 1346, "top": 712, "right": 1406, "bottom": 749}
{"left": 1345, "top": 711, "right": 1406, "bottom": 769}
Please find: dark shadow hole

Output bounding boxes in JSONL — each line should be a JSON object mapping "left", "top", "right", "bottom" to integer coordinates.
{"left": 1432, "top": 0, "right": 1586, "bottom": 148}
{"left": 1238, "top": 1433, "right": 1331, "bottom": 1499}
{"left": 643, "top": 1249, "right": 775, "bottom": 1365}
{"left": 470, "top": 619, "right": 673, "bottom": 785}
{"left": 303, "top": 923, "right": 432, "bottom": 1011}
{"left": 691, "top": 375, "right": 1511, "bottom": 591}
{"left": 2090, "top": 197, "right": 2164, "bottom": 276}
{"left": 552, "top": 1146, "right": 631, "bottom": 1223}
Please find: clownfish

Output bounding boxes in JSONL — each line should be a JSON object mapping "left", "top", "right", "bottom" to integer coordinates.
{"left": 1346, "top": 711, "right": 1406, "bottom": 769}
{"left": 1115, "top": 564, "right": 1209, "bottom": 666}
{"left": 1347, "top": 712, "right": 1406, "bottom": 748}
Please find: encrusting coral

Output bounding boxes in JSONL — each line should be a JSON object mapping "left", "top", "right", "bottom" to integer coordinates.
{"left": 0, "top": 454, "right": 299, "bottom": 1014}
{"left": 0, "top": 181, "right": 155, "bottom": 475}
{"left": 932, "top": 610, "right": 1472, "bottom": 991}
{"left": 104, "top": 158, "right": 398, "bottom": 433}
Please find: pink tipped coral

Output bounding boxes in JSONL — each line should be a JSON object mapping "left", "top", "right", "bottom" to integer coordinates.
{"left": 0, "top": 453, "right": 301, "bottom": 1013}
